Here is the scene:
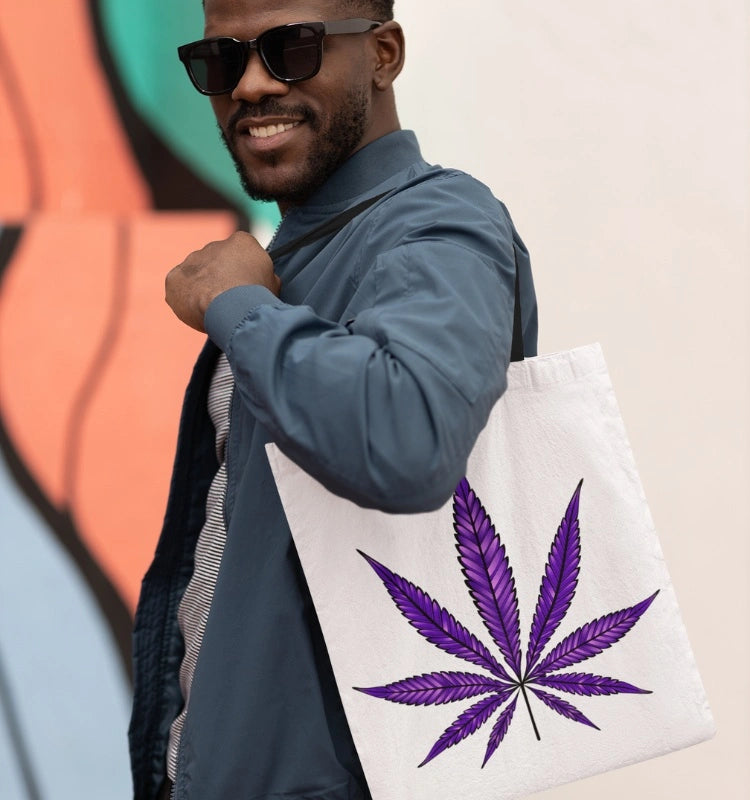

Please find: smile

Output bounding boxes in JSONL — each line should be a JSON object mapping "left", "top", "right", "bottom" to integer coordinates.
{"left": 247, "top": 122, "right": 301, "bottom": 139}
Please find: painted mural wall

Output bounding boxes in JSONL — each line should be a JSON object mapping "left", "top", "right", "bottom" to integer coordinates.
{"left": 0, "top": 1, "right": 276, "bottom": 797}
{"left": 1, "top": 1, "right": 748, "bottom": 799}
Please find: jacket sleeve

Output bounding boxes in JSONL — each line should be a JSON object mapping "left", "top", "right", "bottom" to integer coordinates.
{"left": 204, "top": 203, "right": 518, "bottom": 513}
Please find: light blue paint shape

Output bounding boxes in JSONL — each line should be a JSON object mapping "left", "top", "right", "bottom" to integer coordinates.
{"left": 0, "top": 455, "right": 132, "bottom": 799}
{"left": 0, "top": 711, "right": 28, "bottom": 800}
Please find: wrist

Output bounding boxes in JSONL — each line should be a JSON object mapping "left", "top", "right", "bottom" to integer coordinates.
{"left": 204, "top": 285, "right": 287, "bottom": 351}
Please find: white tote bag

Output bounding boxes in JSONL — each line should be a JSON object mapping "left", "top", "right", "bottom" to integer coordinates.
{"left": 266, "top": 342, "right": 714, "bottom": 800}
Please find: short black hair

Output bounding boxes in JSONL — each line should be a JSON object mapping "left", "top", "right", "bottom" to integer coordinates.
{"left": 201, "top": 2, "right": 395, "bottom": 23}
{"left": 201, "top": 0, "right": 394, "bottom": 22}
{"left": 335, "top": 1, "right": 394, "bottom": 22}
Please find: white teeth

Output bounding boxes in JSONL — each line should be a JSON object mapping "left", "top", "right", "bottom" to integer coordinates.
{"left": 248, "top": 122, "right": 299, "bottom": 139}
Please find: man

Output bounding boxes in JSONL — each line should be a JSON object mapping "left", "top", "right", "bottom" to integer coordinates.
{"left": 129, "top": 1, "right": 538, "bottom": 798}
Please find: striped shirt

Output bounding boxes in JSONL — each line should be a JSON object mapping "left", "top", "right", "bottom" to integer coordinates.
{"left": 166, "top": 353, "right": 233, "bottom": 782}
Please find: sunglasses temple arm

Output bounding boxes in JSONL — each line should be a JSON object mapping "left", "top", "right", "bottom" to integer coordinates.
{"left": 323, "top": 19, "right": 383, "bottom": 35}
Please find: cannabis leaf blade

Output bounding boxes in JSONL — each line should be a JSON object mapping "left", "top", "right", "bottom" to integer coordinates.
{"left": 530, "top": 591, "right": 660, "bottom": 678}
{"left": 355, "top": 671, "right": 510, "bottom": 706}
{"left": 482, "top": 695, "right": 518, "bottom": 767}
{"left": 525, "top": 481, "right": 582, "bottom": 675}
{"left": 358, "top": 551, "right": 512, "bottom": 680}
{"left": 533, "top": 672, "right": 650, "bottom": 696}
{"left": 419, "top": 689, "right": 515, "bottom": 768}
{"left": 529, "top": 687, "right": 599, "bottom": 730}
{"left": 454, "top": 478, "right": 522, "bottom": 678}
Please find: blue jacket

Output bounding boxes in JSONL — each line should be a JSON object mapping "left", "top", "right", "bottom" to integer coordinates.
{"left": 129, "top": 130, "right": 538, "bottom": 800}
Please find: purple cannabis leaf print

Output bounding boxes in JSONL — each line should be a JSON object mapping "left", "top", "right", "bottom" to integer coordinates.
{"left": 357, "top": 671, "right": 511, "bottom": 706}
{"left": 454, "top": 482, "right": 522, "bottom": 679}
{"left": 525, "top": 482, "right": 582, "bottom": 675}
{"left": 483, "top": 694, "right": 518, "bottom": 767}
{"left": 355, "top": 478, "right": 658, "bottom": 768}
{"left": 357, "top": 551, "right": 513, "bottom": 681}
{"left": 418, "top": 690, "right": 516, "bottom": 768}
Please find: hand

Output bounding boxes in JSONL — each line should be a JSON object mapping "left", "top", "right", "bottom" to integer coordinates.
{"left": 165, "top": 231, "right": 281, "bottom": 332}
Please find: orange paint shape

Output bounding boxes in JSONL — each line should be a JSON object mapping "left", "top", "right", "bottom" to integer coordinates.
{"left": 0, "top": 0, "right": 149, "bottom": 214}
{"left": 0, "top": 211, "right": 234, "bottom": 611}
{"left": 0, "top": 47, "right": 33, "bottom": 219}
{"left": 0, "top": 214, "right": 122, "bottom": 507}
{"left": 72, "top": 212, "right": 235, "bottom": 610}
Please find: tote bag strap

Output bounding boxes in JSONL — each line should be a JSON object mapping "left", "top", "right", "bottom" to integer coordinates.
{"left": 510, "top": 249, "right": 524, "bottom": 362}
{"left": 268, "top": 192, "right": 389, "bottom": 261}
{"left": 269, "top": 190, "right": 526, "bottom": 363}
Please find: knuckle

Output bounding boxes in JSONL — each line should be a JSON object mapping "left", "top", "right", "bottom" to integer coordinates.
{"left": 227, "top": 231, "right": 247, "bottom": 245}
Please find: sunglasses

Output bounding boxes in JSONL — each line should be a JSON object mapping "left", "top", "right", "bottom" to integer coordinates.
{"left": 178, "top": 18, "right": 383, "bottom": 95}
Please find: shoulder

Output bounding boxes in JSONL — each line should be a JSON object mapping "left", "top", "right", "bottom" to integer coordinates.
{"left": 381, "top": 162, "right": 508, "bottom": 216}
{"left": 362, "top": 165, "right": 517, "bottom": 264}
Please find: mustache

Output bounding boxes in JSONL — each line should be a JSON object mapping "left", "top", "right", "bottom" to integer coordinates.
{"left": 227, "top": 101, "right": 313, "bottom": 136}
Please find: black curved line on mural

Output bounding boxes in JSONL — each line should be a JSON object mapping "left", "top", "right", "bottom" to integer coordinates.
{"left": 0, "top": 23, "right": 44, "bottom": 210}
{"left": 63, "top": 220, "right": 129, "bottom": 502}
{"left": 0, "top": 227, "right": 133, "bottom": 684}
{"left": 0, "top": 644, "right": 43, "bottom": 800}
{"left": 87, "top": 0, "right": 244, "bottom": 214}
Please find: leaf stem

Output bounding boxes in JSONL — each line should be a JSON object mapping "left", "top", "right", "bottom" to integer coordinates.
{"left": 520, "top": 684, "right": 541, "bottom": 741}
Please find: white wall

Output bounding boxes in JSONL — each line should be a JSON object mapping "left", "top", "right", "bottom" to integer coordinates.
{"left": 397, "top": 2, "right": 749, "bottom": 798}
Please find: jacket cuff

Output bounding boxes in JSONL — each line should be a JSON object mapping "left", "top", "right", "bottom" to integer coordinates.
{"left": 204, "top": 285, "right": 286, "bottom": 352}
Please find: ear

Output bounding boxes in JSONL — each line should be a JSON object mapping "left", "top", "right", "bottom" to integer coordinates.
{"left": 370, "top": 21, "right": 405, "bottom": 90}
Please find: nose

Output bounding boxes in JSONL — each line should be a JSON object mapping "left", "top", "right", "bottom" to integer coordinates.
{"left": 230, "top": 49, "right": 290, "bottom": 104}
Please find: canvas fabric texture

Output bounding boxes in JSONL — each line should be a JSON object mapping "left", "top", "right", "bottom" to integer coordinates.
{"left": 266, "top": 342, "right": 715, "bottom": 800}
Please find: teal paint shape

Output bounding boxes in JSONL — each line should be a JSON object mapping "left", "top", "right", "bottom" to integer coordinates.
{"left": 97, "top": 0, "right": 280, "bottom": 229}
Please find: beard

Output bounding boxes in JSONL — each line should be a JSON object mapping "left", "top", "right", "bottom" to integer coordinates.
{"left": 220, "top": 85, "right": 370, "bottom": 208}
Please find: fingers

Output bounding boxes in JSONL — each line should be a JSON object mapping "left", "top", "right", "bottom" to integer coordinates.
{"left": 165, "top": 232, "right": 281, "bottom": 332}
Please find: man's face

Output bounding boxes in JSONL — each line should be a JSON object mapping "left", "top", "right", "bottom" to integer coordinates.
{"left": 203, "top": 0, "right": 381, "bottom": 210}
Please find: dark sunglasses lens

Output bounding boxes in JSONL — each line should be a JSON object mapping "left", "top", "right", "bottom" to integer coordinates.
{"left": 188, "top": 39, "right": 244, "bottom": 93}
{"left": 261, "top": 25, "right": 321, "bottom": 81}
